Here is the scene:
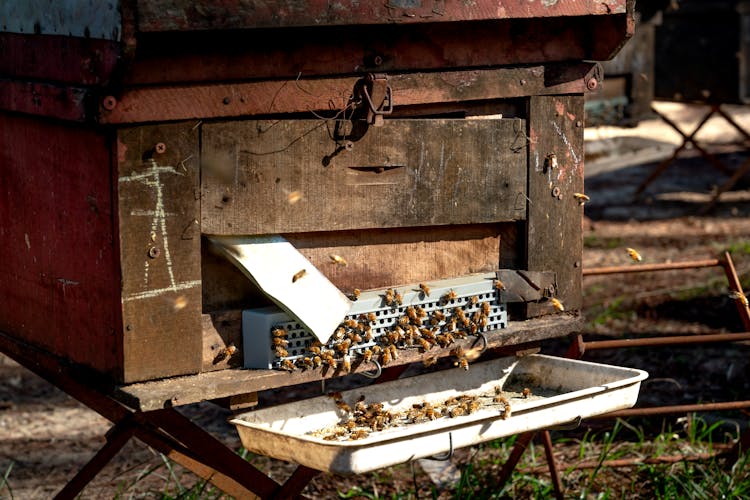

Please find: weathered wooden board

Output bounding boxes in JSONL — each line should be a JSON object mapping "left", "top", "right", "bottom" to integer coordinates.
{"left": 201, "top": 119, "right": 527, "bottom": 235}
{"left": 0, "top": 113, "right": 122, "bottom": 377}
{"left": 136, "top": 0, "right": 627, "bottom": 31}
{"left": 525, "top": 95, "right": 585, "bottom": 317}
{"left": 103, "top": 64, "right": 597, "bottom": 123}
{"left": 117, "top": 122, "right": 203, "bottom": 383}
{"left": 118, "top": 315, "right": 583, "bottom": 411}
{"left": 201, "top": 224, "right": 506, "bottom": 316}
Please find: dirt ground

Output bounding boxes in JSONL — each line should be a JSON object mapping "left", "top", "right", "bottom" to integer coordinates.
{"left": 3, "top": 101, "right": 750, "bottom": 499}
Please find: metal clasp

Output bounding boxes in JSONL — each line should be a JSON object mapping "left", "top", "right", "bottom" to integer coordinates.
{"left": 361, "top": 73, "right": 393, "bottom": 126}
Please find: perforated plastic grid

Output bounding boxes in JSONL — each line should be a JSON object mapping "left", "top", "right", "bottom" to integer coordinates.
{"left": 243, "top": 273, "right": 507, "bottom": 369}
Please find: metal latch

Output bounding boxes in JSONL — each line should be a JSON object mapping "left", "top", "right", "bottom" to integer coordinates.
{"left": 361, "top": 73, "right": 393, "bottom": 126}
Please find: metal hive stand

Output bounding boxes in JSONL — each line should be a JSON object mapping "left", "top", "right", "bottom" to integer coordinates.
{"left": 496, "top": 251, "right": 750, "bottom": 499}
{"left": 0, "top": 330, "right": 327, "bottom": 500}
{"left": 633, "top": 103, "right": 750, "bottom": 213}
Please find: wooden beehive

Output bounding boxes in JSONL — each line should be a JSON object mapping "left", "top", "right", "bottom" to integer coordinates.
{"left": 0, "top": 1, "right": 634, "bottom": 408}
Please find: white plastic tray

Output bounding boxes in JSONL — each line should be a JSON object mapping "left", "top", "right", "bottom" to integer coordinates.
{"left": 230, "top": 354, "right": 647, "bottom": 474}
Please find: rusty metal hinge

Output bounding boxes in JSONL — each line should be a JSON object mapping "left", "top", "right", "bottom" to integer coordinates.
{"left": 361, "top": 73, "right": 393, "bottom": 126}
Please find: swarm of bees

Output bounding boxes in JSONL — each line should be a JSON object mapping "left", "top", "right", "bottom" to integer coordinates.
{"left": 315, "top": 387, "right": 526, "bottom": 441}
{"left": 269, "top": 282, "right": 506, "bottom": 374}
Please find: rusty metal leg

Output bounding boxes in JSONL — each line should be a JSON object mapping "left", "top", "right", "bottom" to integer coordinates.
{"left": 721, "top": 251, "right": 750, "bottom": 331}
{"left": 54, "top": 419, "right": 135, "bottom": 500}
{"left": 634, "top": 105, "right": 720, "bottom": 198}
{"left": 271, "top": 466, "right": 320, "bottom": 500}
{"left": 715, "top": 105, "right": 750, "bottom": 143}
{"left": 497, "top": 431, "right": 536, "bottom": 490}
{"left": 144, "top": 408, "right": 280, "bottom": 498}
{"left": 539, "top": 430, "right": 564, "bottom": 500}
{"left": 131, "top": 425, "right": 262, "bottom": 500}
{"left": 700, "top": 156, "right": 750, "bottom": 214}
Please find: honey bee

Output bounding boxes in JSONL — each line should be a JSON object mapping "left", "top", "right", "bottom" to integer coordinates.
{"left": 322, "top": 352, "right": 337, "bottom": 369}
{"left": 350, "top": 429, "right": 369, "bottom": 440}
{"left": 441, "top": 289, "right": 458, "bottom": 304}
{"left": 446, "top": 317, "right": 458, "bottom": 332}
{"left": 275, "top": 347, "right": 288, "bottom": 357}
{"left": 300, "top": 357, "right": 314, "bottom": 370}
{"left": 477, "top": 315, "right": 488, "bottom": 328}
{"left": 398, "top": 315, "right": 410, "bottom": 326}
{"left": 406, "top": 306, "right": 417, "bottom": 321}
{"left": 312, "top": 355, "right": 322, "bottom": 368}
{"left": 550, "top": 297, "right": 565, "bottom": 312}
{"left": 468, "top": 322, "right": 478, "bottom": 334}
{"left": 309, "top": 345, "right": 322, "bottom": 355}
{"left": 348, "top": 332, "right": 363, "bottom": 344}
{"left": 481, "top": 302, "right": 491, "bottom": 315}
{"left": 363, "top": 325, "right": 374, "bottom": 341}
{"left": 494, "top": 279, "right": 506, "bottom": 291}
{"left": 372, "top": 345, "right": 382, "bottom": 354}
{"left": 456, "top": 358, "right": 469, "bottom": 371}
{"left": 362, "top": 348, "right": 373, "bottom": 363}
{"left": 436, "top": 333, "right": 455, "bottom": 347}
{"left": 335, "top": 338, "right": 352, "bottom": 354}
{"left": 454, "top": 308, "right": 466, "bottom": 320}
{"left": 433, "top": 310, "right": 445, "bottom": 321}
{"left": 367, "top": 312, "right": 377, "bottom": 323}
{"left": 394, "top": 291, "right": 403, "bottom": 305}
{"left": 418, "top": 338, "right": 432, "bottom": 352}
{"left": 423, "top": 356, "right": 437, "bottom": 367}
{"left": 729, "top": 290, "right": 749, "bottom": 307}
{"left": 626, "top": 247, "right": 642, "bottom": 262}
{"left": 470, "top": 295, "right": 479, "bottom": 305}
{"left": 334, "top": 327, "right": 346, "bottom": 340}
{"left": 329, "top": 254, "right": 348, "bottom": 266}
{"left": 287, "top": 190, "right": 303, "bottom": 204}
{"left": 522, "top": 387, "right": 532, "bottom": 398}
{"left": 281, "top": 359, "right": 295, "bottom": 372}
{"left": 449, "top": 406, "right": 465, "bottom": 418}
{"left": 419, "top": 283, "right": 431, "bottom": 296}
{"left": 416, "top": 307, "right": 427, "bottom": 318}
{"left": 573, "top": 192, "right": 590, "bottom": 205}
{"left": 412, "top": 316, "right": 423, "bottom": 327}
{"left": 272, "top": 337, "right": 288, "bottom": 347}
{"left": 342, "top": 354, "right": 352, "bottom": 373}
{"left": 344, "top": 319, "right": 359, "bottom": 328}
{"left": 502, "top": 405, "right": 512, "bottom": 420}
{"left": 388, "top": 344, "right": 398, "bottom": 359}
{"left": 381, "top": 348, "right": 391, "bottom": 366}
{"left": 335, "top": 399, "right": 352, "bottom": 413}
{"left": 292, "top": 269, "right": 307, "bottom": 283}
{"left": 494, "top": 385, "right": 503, "bottom": 395}
{"left": 467, "top": 400, "right": 481, "bottom": 414}
{"left": 494, "top": 394, "right": 508, "bottom": 404}
{"left": 328, "top": 391, "right": 343, "bottom": 400}
{"left": 345, "top": 419, "right": 357, "bottom": 431}
{"left": 272, "top": 328, "right": 287, "bottom": 337}
{"left": 384, "top": 288, "right": 394, "bottom": 306}
{"left": 351, "top": 288, "right": 361, "bottom": 300}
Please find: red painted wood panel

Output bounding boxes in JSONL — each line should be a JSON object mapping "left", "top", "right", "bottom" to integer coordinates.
{"left": 0, "top": 113, "right": 122, "bottom": 377}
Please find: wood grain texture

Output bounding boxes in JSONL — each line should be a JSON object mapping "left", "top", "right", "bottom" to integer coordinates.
{"left": 116, "top": 314, "right": 583, "bottom": 411}
{"left": 0, "top": 114, "right": 122, "bottom": 377}
{"left": 136, "top": 0, "right": 626, "bottom": 31}
{"left": 524, "top": 95, "right": 585, "bottom": 317}
{"left": 104, "top": 64, "right": 597, "bottom": 122}
{"left": 117, "top": 122, "right": 203, "bottom": 383}
{"left": 201, "top": 119, "right": 526, "bottom": 234}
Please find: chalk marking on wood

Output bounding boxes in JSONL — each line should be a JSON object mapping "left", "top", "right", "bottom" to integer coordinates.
{"left": 123, "top": 280, "right": 202, "bottom": 302}
{"left": 550, "top": 120, "right": 580, "bottom": 168}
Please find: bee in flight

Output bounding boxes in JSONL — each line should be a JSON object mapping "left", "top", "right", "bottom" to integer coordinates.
{"left": 419, "top": 283, "right": 430, "bottom": 297}
{"left": 626, "top": 247, "right": 642, "bottom": 263}
{"left": 573, "top": 192, "right": 590, "bottom": 205}
{"left": 329, "top": 254, "right": 348, "bottom": 266}
{"left": 729, "top": 290, "right": 749, "bottom": 307}
{"left": 550, "top": 297, "right": 564, "bottom": 312}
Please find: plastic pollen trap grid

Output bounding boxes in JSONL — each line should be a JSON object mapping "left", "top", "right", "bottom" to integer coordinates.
{"left": 242, "top": 272, "right": 507, "bottom": 369}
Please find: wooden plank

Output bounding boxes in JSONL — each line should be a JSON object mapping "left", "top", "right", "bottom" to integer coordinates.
{"left": 0, "top": 114, "right": 122, "bottom": 377}
{"left": 103, "top": 63, "right": 598, "bottom": 122}
{"left": 117, "top": 315, "right": 583, "bottom": 411}
{"left": 0, "top": 79, "right": 88, "bottom": 121}
{"left": 136, "top": 0, "right": 627, "bottom": 31}
{"left": 201, "top": 224, "right": 507, "bottom": 318}
{"left": 201, "top": 119, "right": 526, "bottom": 235}
{"left": 0, "top": 32, "right": 120, "bottom": 85}
{"left": 525, "top": 96, "right": 585, "bottom": 317}
{"left": 117, "top": 122, "right": 203, "bottom": 383}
